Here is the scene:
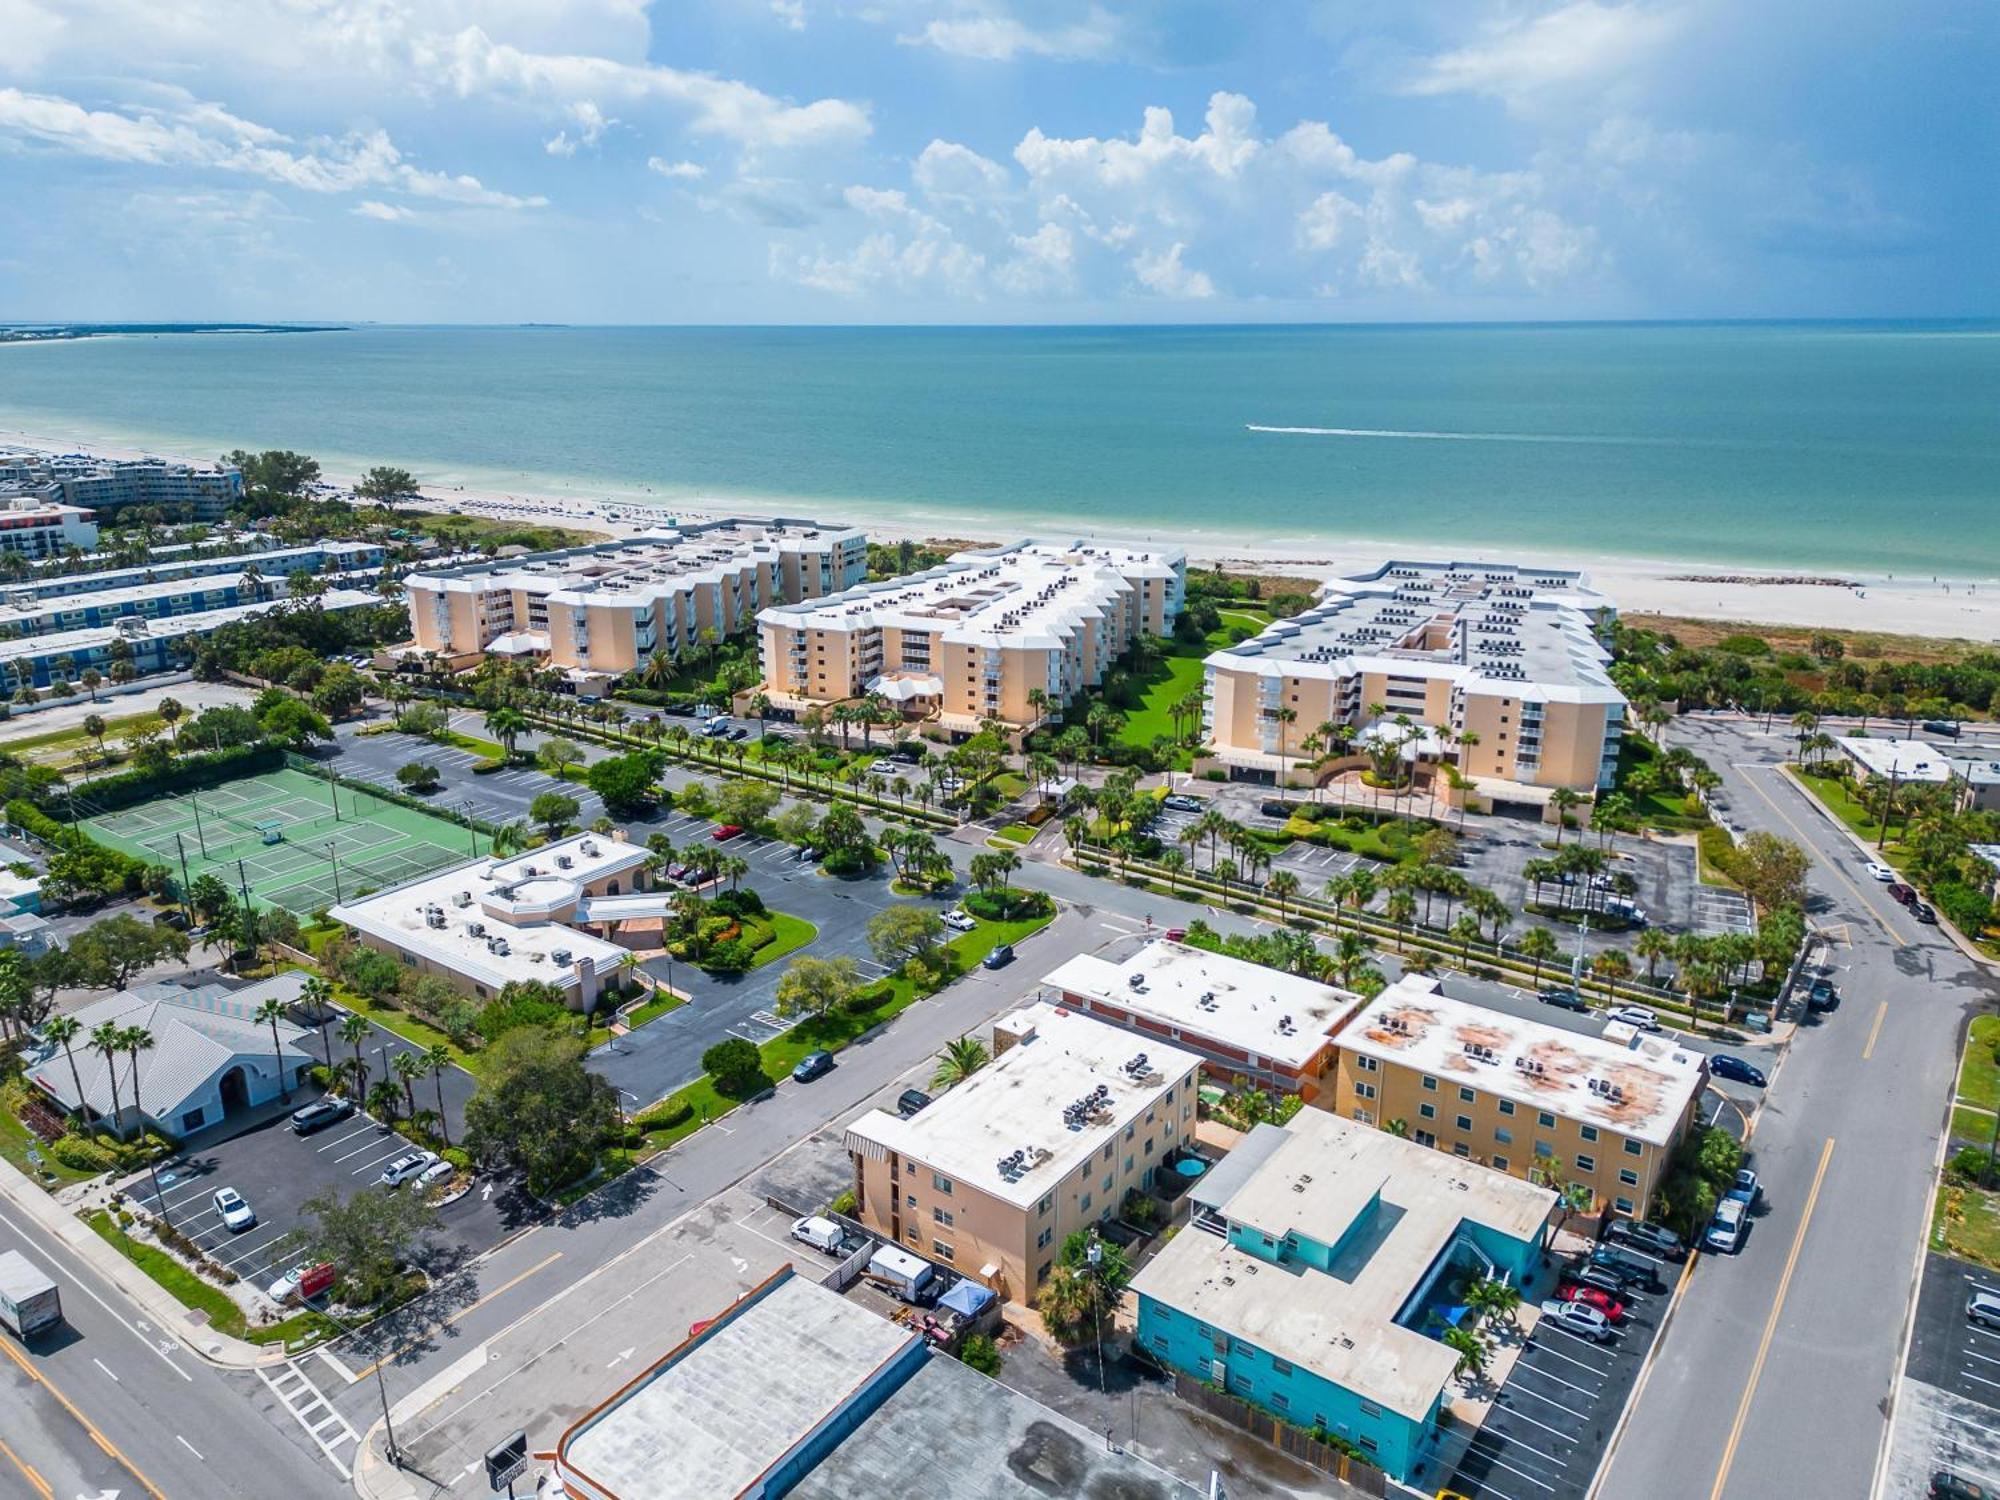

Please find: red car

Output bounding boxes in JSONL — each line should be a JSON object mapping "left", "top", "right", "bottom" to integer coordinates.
{"left": 712, "top": 824, "right": 745, "bottom": 841}
{"left": 1559, "top": 1283, "right": 1627, "bottom": 1322}
{"left": 1888, "top": 882, "right": 1917, "bottom": 906}
{"left": 1165, "top": 927, "right": 1187, "bottom": 942}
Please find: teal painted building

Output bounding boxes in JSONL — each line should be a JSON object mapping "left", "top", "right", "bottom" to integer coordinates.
{"left": 1133, "top": 1111, "right": 1554, "bottom": 1484}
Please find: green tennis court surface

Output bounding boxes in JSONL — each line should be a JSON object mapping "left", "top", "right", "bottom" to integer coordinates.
{"left": 79, "top": 766, "right": 480, "bottom": 915}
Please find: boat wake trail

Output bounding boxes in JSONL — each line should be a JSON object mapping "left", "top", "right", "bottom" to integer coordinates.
{"left": 1244, "top": 424, "right": 1673, "bottom": 446}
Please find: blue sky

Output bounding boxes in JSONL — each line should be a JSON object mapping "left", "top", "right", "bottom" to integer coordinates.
{"left": 0, "top": 0, "right": 1991, "bottom": 323}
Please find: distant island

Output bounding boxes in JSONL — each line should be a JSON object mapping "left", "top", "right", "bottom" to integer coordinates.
{"left": 0, "top": 322, "right": 346, "bottom": 343}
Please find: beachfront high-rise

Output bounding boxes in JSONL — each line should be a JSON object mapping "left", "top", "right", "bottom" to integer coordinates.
{"left": 1203, "top": 560, "right": 1625, "bottom": 798}
{"left": 756, "top": 539, "right": 1184, "bottom": 736}
{"left": 402, "top": 519, "right": 867, "bottom": 687}
{"left": 0, "top": 449, "right": 244, "bottom": 522}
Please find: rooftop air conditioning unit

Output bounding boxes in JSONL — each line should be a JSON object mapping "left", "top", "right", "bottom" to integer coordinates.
{"left": 555, "top": 854, "right": 573, "bottom": 870}
{"left": 491, "top": 937, "right": 511, "bottom": 956}
{"left": 581, "top": 839, "right": 599, "bottom": 856}
{"left": 523, "top": 864, "right": 538, "bottom": 877}
{"left": 551, "top": 948, "right": 572, "bottom": 967}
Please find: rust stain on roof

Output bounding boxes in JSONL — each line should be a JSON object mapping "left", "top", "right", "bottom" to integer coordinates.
{"left": 1360, "top": 1004, "right": 1438, "bottom": 1049}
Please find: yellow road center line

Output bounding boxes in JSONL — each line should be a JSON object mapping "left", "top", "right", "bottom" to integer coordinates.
{"left": 1863, "top": 1000, "right": 1888, "bottom": 1061}
{"left": 353, "top": 1250, "right": 563, "bottom": 1381}
{"left": 0, "top": 1435, "right": 53, "bottom": 1500}
{"left": 1708, "top": 1136, "right": 1835, "bottom": 1500}
{"left": 0, "top": 1332, "right": 167, "bottom": 1500}
{"left": 1744, "top": 770, "right": 1903, "bottom": 946}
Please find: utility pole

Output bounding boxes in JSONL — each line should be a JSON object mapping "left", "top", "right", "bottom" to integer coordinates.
{"left": 173, "top": 833, "right": 196, "bottom": 926}
{"left": 326, "top": 840, "right": 343, "bottom": 904}
{"left": 191, "top": 791, "right": 209, "bottom": 858}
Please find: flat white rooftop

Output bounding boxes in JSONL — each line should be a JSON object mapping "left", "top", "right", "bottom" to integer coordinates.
{"left": 1834, "top": 736, "right": 1955, "bottom": 783}
{"left": 1133, "top": 1108, "right": 1553, "bottom": 1421}
{"left": 1041, "top": 941, "right": 1364, "bottom": 1073}
{"left": 0, "top": 588, "right": 378, "bottom": 664}
{"left": 1339, "top": 976, "right": 1706, "bottom": 1147}
{"left": 1209, "top": 558, "right": 1621, "bottom": 704}
{"left": 761, "top": 540, "right": 1182, "bottom": 651}
{"left": 330, "top": 832, "right": 645, "bottom": 991}
{"left": 844, "top": 1003, "right": 1201, "bottom": 1210}
{"left": 1, "top": 540, "right": 378, "bottom": 605}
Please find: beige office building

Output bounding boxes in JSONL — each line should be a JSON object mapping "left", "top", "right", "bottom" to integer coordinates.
{"left": 1329, "top": 976, "right": 1707, "bottom": 1218}
{"left": 844, "top": 1003, "right": 1203, "bottom": 1301}
{"left": 756, "top": 540, "right": 1184, "bottom": 735}
{"left": 404, "top": 519, "right": 867, "bottom": 685}
{"left": 1204, "top": 560, "right": 1625, "bottom": 799}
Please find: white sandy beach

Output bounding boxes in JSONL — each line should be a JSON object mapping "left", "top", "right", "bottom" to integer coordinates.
{"left": 8, "top": 425, "right": 1997, "bottom": 642}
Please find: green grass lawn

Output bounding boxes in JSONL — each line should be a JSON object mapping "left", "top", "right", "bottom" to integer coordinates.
{"left": 1281, "top": 813, "right": 1427, "bottom": 863}
{"left": 1787, "top": 764, "right": 1904, "bottom": 847}
{"left": 1114, "top": 619, "right": 1261, "bottom": 752}
{"left": 624, "top": 991, "right": 687, "bottom": 1029}
{"left": 1958, "top": 1015, "right": 2000, "bottom": 1112}
{"left": 1936, "top": 1180, "right": 2000, "bottom": 1270}
{"left": 87, "top": 1210, "right": 251, "bottom": 1340}
{"left": 0, "top": 1106, "right": 96, "bottom": 1188}
{"left": 992, "top": 823, "right": 1038, "bottom": 845}
{"left": 748, "top": 912, "right": 817, "bottom": 970}
{"left": 4, "top": 708, "right": 166, "bottom": 767}
{"left": 1954, "top": 1105, "right": 1998, "bottom": 1145}
{"left": 324, "top": 982, "right": 479, "bottom": 1073}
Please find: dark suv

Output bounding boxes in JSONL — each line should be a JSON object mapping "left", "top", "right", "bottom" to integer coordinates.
{"left": 1539, "top": 987, "right": 1589, "bottom": 1014}
{"left": 1604, "top": 1219, "right": 1686, "bottom": 1262}
{"left": 1806, "top": 978, "right": 1838, "bottom": 1012}
{"left": 1587, "top": 1244, "right": 1665, "bottom": 1292}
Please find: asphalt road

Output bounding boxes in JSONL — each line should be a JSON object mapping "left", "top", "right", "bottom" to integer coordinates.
{"left": 1597, "top": 717, "right": 1998, "bottom": 1500}
{"left": 0, "top": 1194, "right": 343, "bottom": 1499}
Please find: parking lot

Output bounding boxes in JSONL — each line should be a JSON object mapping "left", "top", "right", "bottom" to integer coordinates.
{"left": 327, "top": 730, "right": 611, "bottom": 832}
{"left": 1691, "top": 884, "right": 1756, "bottom": 937}
{"left": 1886, "top": 1252, "right": 2000, "bottom": 1497}
{"left": 1439, "top": 1250, "right": 1671, "bottom": 1500}
{"left": 116, "top": 1086, "right": 534, "bottom": 1304}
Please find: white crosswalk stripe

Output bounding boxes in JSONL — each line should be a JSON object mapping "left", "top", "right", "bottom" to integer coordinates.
{"left": 257, "top": 1359, "right": 360, "bottom": 1478}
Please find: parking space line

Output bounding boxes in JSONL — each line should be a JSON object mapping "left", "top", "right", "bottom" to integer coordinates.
{"left": 1485, "top": 1403, "right": 1575, "bottom": 1453}
{"left": 1963, "top": 1369, "right": 2000, "bottom": 1393}
{"left": 1511, "top": 1359, "right": 1603, "bottom": 1400}
{"left": 1524, "top": 1335, "right": 1614, "bottom": 1373}
{"left": 1966, "top": 1349, "right": 2000, "bottom": 1369}
{"left": 316, "top": 1124, "right": 376, "bottom": 1153}
{"left": 1463, "top": 1435, "right": 1559, "bottom": 1492}
{"left": 1504, "top": 1377, "right": 1596, "bottom": 1420}
{"left": 331, "top": 1135, "right": 396, "bottom": 1164}
{"left": 346, "top": 1143, "right": 410, "bottom": 1177}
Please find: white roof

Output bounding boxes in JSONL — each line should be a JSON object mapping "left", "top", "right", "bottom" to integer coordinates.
{"left": 330, "top": 832, "right": 645, "bottom": 990}
{"left": 1042, "top": 941, "right": 1364, "bottom": 1073}
{"left": 760, "top": 539, "right": 1183, "bottom": 653}
{"left": 1834, "top": 736, "right": 1954, "bottom": 783}
{"left": 0, "top": 589, "right": 379, "bottom": 666}
{"left": 1207, "top": 558, "right": 1622, "bottom": 706}
{"left": 0, "top": 540, "right": 377, "bottom": 605}
{"left": 844, "top": 1004, "right": 1202, "bottom": 1209}
{"left": 1338, "top": 976, "right": 1707, "bottom": 1147}
{"left": 1132, "top": 1108, "right": 1554, "bottom": 1422}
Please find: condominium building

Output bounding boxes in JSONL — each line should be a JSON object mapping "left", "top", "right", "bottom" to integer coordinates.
{"left": 1329, "top": 975, "right": 1707, "bottom": 1218}
{"left": 1204, "top": 560, "right": 1625, "bottom": 798}
{"left": 0, "top": 542, "right": 382, "bottom": 640}
{"left": 1039, "top": 940, "right": 1366, "bottom": 1104}
{"left": 7, "top": 539, "right": 378, "bottom": 603}
{"left": 403, "top": 518, "right": 867, "bottom": 684}
{"left": 0, "top": 450, "right": 244, "bottom": 520}
{"left": 0, "top": 588, "right": 379, "bottom": 690}
{"left": 329, "top": 831, "right": 665, "bottom": 1012}
{"left": 1133, "top": 1108, "right": 1554, "bottom": 1483}
{"left": 758, "top": 540, "right": 1185, "bottom": 735}
{"left": 0, "top": 495, "right": 100, "bottom": 559}
{"left": 844, "top": 1003, "right": 1203, "bottom": 1301}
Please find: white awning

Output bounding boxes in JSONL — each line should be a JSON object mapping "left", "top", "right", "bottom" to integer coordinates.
{"left": 867, "top": 672, "right": 944, "bottom": 703}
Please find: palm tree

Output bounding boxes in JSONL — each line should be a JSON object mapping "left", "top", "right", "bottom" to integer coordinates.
{"left": 301, "top": 977, "right": 335, "bottom": 1071}
{"left": 120, "top": 1026, "right": 155, "bottom": 1143}
{"left": 1519, "top": 926, "right": 1559, "bottom": 985}
{"left": 1267, "top": 869, "right": 1300, "bottom": 917}
{"left": 1443, "top": 1325, "right": 1490, "bottom": 1383}
{"left": 1272, "top": 706, "right": 1297, "bottom": 789}
{"left": 1635, "top": 928, "right": 1674, "bottom": 985}
{"left": 255, "top": 995, "right": 294, "bottom": 1102}
{"left": 931, "top": 1035, "right": 990, "bottom": 1090}
{"left": 91, "top": 1022, "right": 127, "bottom": 1138}
{"left": 1384, "top": 888, "right": 1417, "bottom": 951}
{"left": 1451, "top": 913, "right": 1484, "bottom": 964}
{"left": 42, "top": 1015, "right": 91, "bottom": 1135}
{"left": 1592, "top": 949, "right": 1634, "bottom": 1000}
{"left": 367, "top": 1078, "right": 403, "bottom": 1125}
{"left": 409, "top": 1107, "right": 443, "bottom": 1148}
{"left": 340, "top": 1014, "right": 372, "bottom": 1100}
{"left": 1382, "top": 1117, "right": 1410, "bottom": 1137}
{"left": 425, "top": 1043, "right": 454, "bottom": 1146}
{"left": 1331, "top": 931, "right": 1371, "bottom": 987}
{"left": 487, "top": 705, "right": 529, "bottom": 759}
{"left": 1465, "top": 1276, "right": 1522, "bottom": 1330}
{"left": 393, "top": 1051, "right": 425, "bottom": 1121}
{"left": 1549, "top": 787, "right": 1582, "bottom": 844}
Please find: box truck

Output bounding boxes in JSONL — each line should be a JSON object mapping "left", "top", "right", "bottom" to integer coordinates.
{"left": 0, "top": 1251, "right": 61, "bottom": 1339}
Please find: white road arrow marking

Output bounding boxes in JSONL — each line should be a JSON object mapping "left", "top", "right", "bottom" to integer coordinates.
{"left": 606, "top": 1347, "right": 635, "bottom": 1369}
{"left": 482, "top": 1183, "right": 495, "bottom": 1201}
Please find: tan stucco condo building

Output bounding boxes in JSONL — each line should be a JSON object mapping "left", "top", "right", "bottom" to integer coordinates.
{"left": 1204, "top": 560, "right": 1625, "bottom": 800}
{"left": 756, "top": 539, "right": 1185, "bottom": 736}
{"left": 844, "top": 1003, "right": 1203, "bottom": 1301}
{"left": 404, "top": 518, "right": 867, "bottom": 685}
{"left": 1330, "top": 976, "right": 1707, "bottom": 1218}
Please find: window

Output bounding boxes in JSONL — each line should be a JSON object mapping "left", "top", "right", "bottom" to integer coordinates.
{"left": 1419, "top": 1103, "right": 1436, "bottom": 1120}
{"left": 1492, "top": 1156, "right": 1509, "bottom": 1172}
{"left": 1498, "top": 1099, "right": 1515, "bottom": 1116}
{"left": 1625, "top": 1138, "right": 1644, "bottom": 1156}
{"left": 933, "top": 1207, "right": 954, "bottom": 1226}
{"left": 1229, "top": 1338, "right": 1255, "bottom": 1357}
{"left": 1080, "top": 1193, "right": 1092, "bottom": 1213}
{"left": 1416, "top": 1130, "right": 1436, "bottom": 1148}
{"left": 1615, "top": 1197, "right": 1635, "bottom": 1214}
{"left": 1359, "top": 1401, "right": 1382, "bottom": 1419}
{"left": 1459, "top": 1087, "right": 1475, "bottom": 1103}
{"left": 1580, "top": 1125, "right": 1599, "bottom": 1143}
{"left": 905, "top": 1194, "right": 917, "bottom": 1209}
{"left": 1356, "top": 1055, "right": 1379, "bottom": 1073}
{"left": 1619, "top": 1169, "right": 1640, "bottom": 1187}
{"left": 905, "top": 1227, "right": 919, "bottom": 1245}
{"left": 1144, "top": 1137, "right": 1156, "bottom": 1156}
{"left": 1422, "top": 1076, "right": 1438, "bottom": 1092}
{"left": 1495, "top": 1127, "right": 1513, "bottom": 1145}
{"left": 1152, "top": 1334, "right": 1168, "bottom": 1352}
{"left": 1125, "top": 1156, "right": 1135, "bottom": 1174}
{"left": 1104, "top": 1142, "right": 1115, "bottom": 1161}
{"left": 1358, "top": 1437, "right": 1379, "bottom": 1454}
{"left": 1455, "top": 1114, "right": 1473, "bottom": 1132}
{"left": 1452, "top": 1143, "right": 1470, "bottom": 1158}
{"left": 1271, "top": 1393, "right": 1290, "bottom": 1412}
{"left": 932, "top": 1240, "right": 955, "bottom": 1261}
{"left": 1352, "top": 1108, "right": 1375, "bottom": 1125}
{"left": 1039, "top": 1194, "right": 1053, "bottom": 1215}
{"left": 1538, "top": 1111, "right": 1556, "bottom": 1128}
{"left": 1575, "top": 1154, "right": 1596, "bottom": 1173}
{"left": 1271, "top": 1357, "right": 1293, "bottom": 1376}
{"left": 932, "top": 1173, "right": 954, "bottom": 1195}
{"left": 1037, "top": 1260, "right": 1052, "bottom": 1283}
{"left": 1354, "top": 1081, "right": 1377, "bottom": 1100}
{"left": 1037, "top": 1226, "right": 1053, "bottom": 1249}
{"left": 1102, "top": 1174, "right": 1114, "bottom": 1193}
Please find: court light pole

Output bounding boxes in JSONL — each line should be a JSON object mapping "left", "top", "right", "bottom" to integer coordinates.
{"left": 326, "top": 840, "right": 344, "bottom": 904}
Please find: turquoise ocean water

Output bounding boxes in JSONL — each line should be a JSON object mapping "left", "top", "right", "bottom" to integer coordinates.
{"left": 1, "top": 322, "right": 1995, "bottom": 577}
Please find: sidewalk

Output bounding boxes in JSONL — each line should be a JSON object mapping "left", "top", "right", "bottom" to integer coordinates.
{"left": 0, "top": 1151, "right": 277, "bottom": 1369}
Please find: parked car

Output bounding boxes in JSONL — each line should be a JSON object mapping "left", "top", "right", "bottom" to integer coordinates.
{"left": 379, "top": 1150, "right": 440, "bottom": 1188}
{"left": 712, "top": 824, "right": 746, "bottom": 841}
{"left": 1709, "top": 1054, "right": 1767, "bottom": 1087}
{"left": 941, "top": 908, "right": 977, "bottom": 932}
{"left": 1164, "top": 927, "right": 1187, "bottom": 942}
{"left": 417, "top": 1159, "right": 456, "bottom": 1190}
{"left": 982, "top": 943, "right": 1016, "bottom": 971}
{"left": 1587, "top": 1245, "right": 1663, "bottom": 1290}
{"left": 213, "top": 1188, "right": 257, "bottom": 1232}
{"left": 1729, "top": 1168, "right": 1761, "bottom": 1207}
{"left": 1889, "top": 882, "right": 1918, "bottom": 906}
{"left": 792, "top": 1050, "right": 835, "bottom": 1083}
{"left": 290, "top": 1096, "right": 354, "bottom": 1135}
{"left": 1806, "top": 978, "right": 1837, "bottom": 1012}
{"left": 1604, "top": 1219, "right": 1685, "bottom": 1261}
{"left": 265, "top": 1262, "right": 329, "bottom": 1305}
{"left": 790, "top": 1215, "right": 845, "bottom": 1254}
{"left": 1864, "top": 859, "right": 1895, "bottom": 882}
{"left": 1967, "top": 1290, "right": 2000, "bottom": 1332}
{"left": 1161, "top": 794, "right": 1203, "bottom": 812}
{"left": 1539, "top": 987, "right": 1589, "bottom": 1014}
{"left": 1930, "top": 1472, "right": 1991, "bottom": 1500}
{"left": 896, "top": 1088, "right": 932, "bottom": 1118}
{"left": 1567, "top": 1263, "right": 1630, "bottom": 1298}
{"left": 1539, "top": 1298, "right": 1614, "bottom": 1341}
{"left": 891, "top": 742, "right": 927, "bottom": 763}
{"left": 1923, "top": 719, "right": 1963, "bottom": 739}
{"left": 1914, "top": 901, "right": 1939, "bottom": 925}
{"left": 1704, "top": 1195, "right": 1748, "bottom": 1253}
{"left": 1559, "top": 1283, "right": 1627, "bottom": 1321}
{"left": 1606, "top": 1005, "right": 1662, "bottom": 1033}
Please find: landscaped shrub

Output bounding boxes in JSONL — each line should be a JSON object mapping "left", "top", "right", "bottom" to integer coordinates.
{"left": 475, "top": 985, "right": 570, "bottom": 1042}
{"left": 820, "top": 847, "right": 876, "bottom": 876}
{"left": 1935, "top": 881, "right": 1995, "bottom": 937}
{"left": 701, "top": 1039, "right": 769, "bottom": 1097}
{"left": 471, "top": 757, "right": 507, "bottom": 774}
{"left": 49, "top": 1132, "right": 118, "bottom": 1171}
{"left": 710, "top": 888, "right": 767, "bottom": 919}
{"left": 963, "top": 888, "right": 1053, "bottom": 921}
{"left": 702, "top": 939, "right": 754, "bottom": 975}
{"left": 635, "top": 1100, "right": 693, "bottom": 1133}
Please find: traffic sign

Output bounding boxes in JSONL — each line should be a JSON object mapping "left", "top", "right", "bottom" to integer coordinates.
{"left": 486, "top": 1431, "right": 529, "bottom": 1492}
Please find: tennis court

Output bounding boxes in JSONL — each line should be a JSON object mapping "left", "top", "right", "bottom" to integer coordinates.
{"left": 78, "top": 766, "right": 481, "bottom": 915}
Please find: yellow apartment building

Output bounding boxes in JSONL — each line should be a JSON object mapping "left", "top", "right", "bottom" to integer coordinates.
{"left": 1204, "top": 560, "right": 1625, "bottom": 803}
{"left": 756, "top": 539, "right": 1184, "bottom": 736}
{"left": 1328, "top": 976, "right": 1706, "bottom": 1218}
{"left": 404, "top": 518, "right": 867, "bottom": 686}
{"left": 843, "top": 1003, "right": 1203, "bottom": 1301}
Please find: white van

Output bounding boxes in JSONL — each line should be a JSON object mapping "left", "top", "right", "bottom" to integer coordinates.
{"left": 790, "top": 1215, "right": 844, "bottom": 1255}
